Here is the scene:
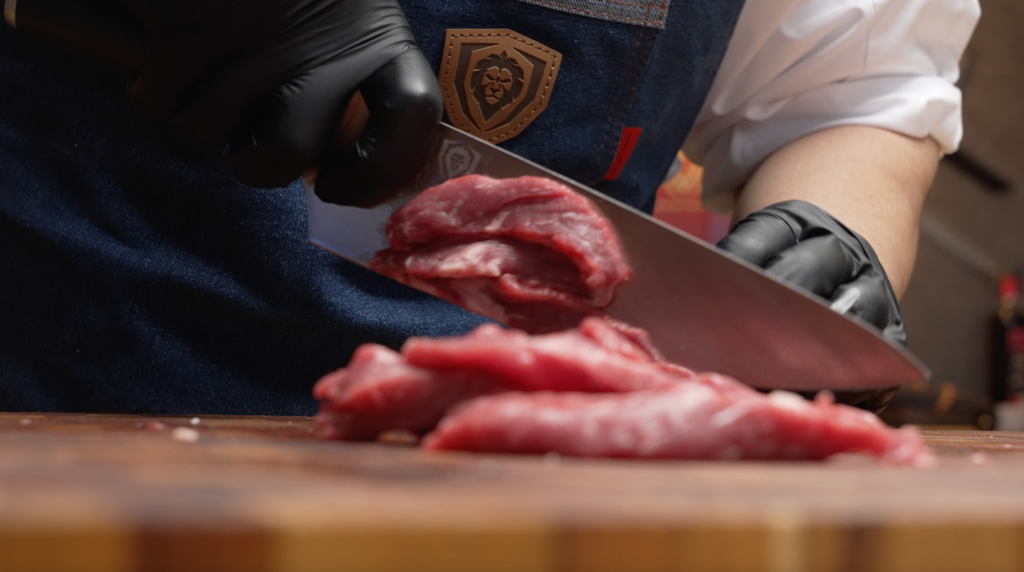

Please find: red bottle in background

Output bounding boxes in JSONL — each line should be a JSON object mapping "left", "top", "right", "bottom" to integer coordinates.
{"left": 652, "top": 152, "right": 731, "bottom": 245}
{"left": 991, "top": 272, "right": 1024, "bottom": 429}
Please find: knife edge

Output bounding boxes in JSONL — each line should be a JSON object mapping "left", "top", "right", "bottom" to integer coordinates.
{"left": 308, "top": 124, "right": 930, "bottom": 391}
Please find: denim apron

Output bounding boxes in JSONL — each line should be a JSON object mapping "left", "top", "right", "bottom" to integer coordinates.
{"left": 0, "top": 0, "right": 744, "bottom": 414}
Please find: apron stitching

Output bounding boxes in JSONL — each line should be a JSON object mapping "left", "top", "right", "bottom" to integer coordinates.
{"left": 651, "top": 0, "right": 669, "bottom": 23}
{"left": 515, "top": 0, "right": 666, "bottom": 26}
{"left": 592, "top": 27, "right": 657, "bottom": 182}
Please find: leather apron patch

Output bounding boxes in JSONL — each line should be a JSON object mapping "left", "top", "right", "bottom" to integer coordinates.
{"left": 439, "top": 29, "right": 562, "bottom": 144}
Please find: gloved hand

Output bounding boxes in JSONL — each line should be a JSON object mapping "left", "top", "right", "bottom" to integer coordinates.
{"left": 16, "top": 0, "right": 442, "bottom": 204}
{"left": 716, "top": 200, "right": 905, "bottom": 412}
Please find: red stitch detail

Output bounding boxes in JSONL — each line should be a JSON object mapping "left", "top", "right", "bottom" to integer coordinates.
{"left": 603, "top": 127, "right": 643, "bottom": 180}
{"left": 594, "top": 27, "right": 649, "bottom": 179}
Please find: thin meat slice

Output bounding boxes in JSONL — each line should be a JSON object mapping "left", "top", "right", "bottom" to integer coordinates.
{"left": 369, "top": 175, "right": 631, "bottom": 332}
{"left": 373, "top": 238, "right": 590, "bottom": 294}
{"left": 314, "top": 319, "right": 693, "bottom": 440}
{"left": 575, "top": 317, "right": 705, "bottom": 380}
{"left": 371, "top": 242, "right": 601, "bottom": 334}
{"left": 577, "top": 317, "right": 665, "bottom": 363}
{"left": 312, "top": 344, "right": 505, "bottom": 440}
{"left": 421, "top": 386, "right": 934, "bottom": 466}
{"left": 402, "top": 320, "right": 694, "bottom": 394}
{"left": 313, "top": 320, "right": 931, "bottom": 465}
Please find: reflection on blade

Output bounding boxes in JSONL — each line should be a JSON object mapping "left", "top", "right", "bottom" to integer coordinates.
{"left": 308, "top": 124, "right": 929, "bottom": 391}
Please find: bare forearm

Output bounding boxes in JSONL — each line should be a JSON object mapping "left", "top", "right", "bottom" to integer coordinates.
{"left": 732, "top": 125, "right": 940, "bottom": 297}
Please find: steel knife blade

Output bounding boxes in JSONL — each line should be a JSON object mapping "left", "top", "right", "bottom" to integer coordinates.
{"left": 308, "top": 123, "right": 929, "bottom": 391}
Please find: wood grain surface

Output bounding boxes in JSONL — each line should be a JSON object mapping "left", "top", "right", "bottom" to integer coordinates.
{"left": 2, "top": 413, "right": 1024, "bottom": 572}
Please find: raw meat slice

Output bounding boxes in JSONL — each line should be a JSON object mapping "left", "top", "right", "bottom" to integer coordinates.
{"left": 402, "top": 320, "right": 693, "bottom": 393}
{"left": 369, "top": 175, "right": 631, "bottom": 332}
{"left": 577, "top": 317, "right": 665, "bottom": 363}
{"left": 575, "top": 317, "right": 704, "bottom": 380}
{"left": 313, "top": 318, "right": 694, "bottom": 440}
{"left": 314, "top": 322, "right": 931, "bottom": 465}
{"left": 421, "top": 387, "right": 934, "bottom": 466}
{"left": 370, "top": 248, "right": 602, "bottom": 334}
{"left": 312, "top": 344, "right": 504, "bottom": 440}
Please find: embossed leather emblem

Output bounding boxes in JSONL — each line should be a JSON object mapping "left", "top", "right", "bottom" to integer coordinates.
{"left": 440, "top": 29, "right": 562, "bottom": 144}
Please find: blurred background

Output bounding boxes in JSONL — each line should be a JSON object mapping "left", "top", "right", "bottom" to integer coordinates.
{"left": 654, "top": 0, "right": 1024, "bottom": 430}
{"left": 895, "top": 0, "right": 1023, "bottom": 430}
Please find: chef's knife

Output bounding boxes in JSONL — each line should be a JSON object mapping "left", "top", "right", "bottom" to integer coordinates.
{"left": 308, "top": 123, "right": 929, "bottom": 392}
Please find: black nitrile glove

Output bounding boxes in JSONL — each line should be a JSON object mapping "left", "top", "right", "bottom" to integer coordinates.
{"left": 716, "top": 200, "right": 905, "bottom": 412}
{"left": 128, "top": 0, "right": 442, "bottom": 203}
{"left": 15, "top": 0, "right": 442, "bottom": 204}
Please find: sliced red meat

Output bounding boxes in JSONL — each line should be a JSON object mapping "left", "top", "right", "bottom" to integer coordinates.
{"left": 421, "top": 387, "right": 933, "bottom": 466}
{"left": 314, "top": 323, "right": 931, "bottom": 465}
{"left": 577, "top": 317, "right": 665, "bottom": 363}
{"left": 369, "top": 175, "right": 631, "bottom": 332}
{"left": 371, "top": 247, "right": 601, "bottom": 334}
{"left": 312, "top": 344, "right": 505, "bottom": 440}
{"left": 402, "top": 319, "right": 693, "bottom": 393}
{"left": 313, "top": 318, "right": 690, "bottom": 440}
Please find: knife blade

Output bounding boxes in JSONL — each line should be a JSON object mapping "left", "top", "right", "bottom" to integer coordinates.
{"left": 308, "top": 124, "right": 929, "bottom": 392}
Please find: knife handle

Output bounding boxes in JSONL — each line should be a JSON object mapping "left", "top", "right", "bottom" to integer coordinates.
{"left": 7, "top": 0, "right": 145, "bottom": 70}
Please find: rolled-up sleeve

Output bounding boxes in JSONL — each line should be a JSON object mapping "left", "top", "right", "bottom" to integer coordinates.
{"left": 683, "top": 0, "right": 981, "bottom": 214}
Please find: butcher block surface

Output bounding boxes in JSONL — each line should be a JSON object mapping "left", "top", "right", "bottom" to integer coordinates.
{"left": 3, "top": 413, "right": 1024, "bottom": 572}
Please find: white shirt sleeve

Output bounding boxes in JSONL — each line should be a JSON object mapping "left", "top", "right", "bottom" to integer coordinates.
{"left": 682, "top": 0, "right": 981, "bottom": 214}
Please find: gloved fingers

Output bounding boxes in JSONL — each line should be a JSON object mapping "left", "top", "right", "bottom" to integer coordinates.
{"left": 314, "top": 49, "right": 444, "bottom": 205}
{"left": 173, "top": 10, "right": 413, "bottom": 153}
{"left": 13, "top": 0, "right": 148, "bottom": 70}
{"left": 165, "top": 45, "right": 305, "bottom": 151}
{"left": 299, "top": 92, "right": 371, "bottom": 187}
{"left": 122, "top": 0, "right": 314, "bottom": 129}
{"left": 123, "top": 9, "right": 240, "bottom": 120}
{"left": 112, "top": 0, "right": 432, "bottom": 192}
{"left": 127, "top": 52, "right": 199, "bottom": 119}
{"left": 763, "top": 234, "right": 856, "bottom": 300}
{"left": 720, "top": 199, "right": 907, "bottom": 348}
{"left": 716, "top": 213, "right": 798, "bottom": 267}
{"left": 828, "top": 275, "right": 892, "bottom": 333}
{"left": 223, "top": 56, "right": 379, "bottom": 188}
{"left": 225, "top": 42, "right": 419, "bottom": 189}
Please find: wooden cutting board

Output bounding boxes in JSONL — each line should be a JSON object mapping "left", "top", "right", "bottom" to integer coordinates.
{"left": 3, "top": 412, "right": 1024, "bottom": 572}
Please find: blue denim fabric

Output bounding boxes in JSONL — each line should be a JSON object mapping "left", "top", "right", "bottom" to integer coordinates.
{"left": 400, "top": 0, "right": 745, "bottom": 211}
{"left": 0, "top": 0, "right": 743, "bottom": 414}
{"left": 0, "top": 34, "right": 487, "bottom": 415}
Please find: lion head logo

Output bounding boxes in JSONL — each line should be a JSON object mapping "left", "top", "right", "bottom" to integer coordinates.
{"left": 441, "top": 29, "right": 562, "bottom": 144}
{"left": 470, "top": 52, "right": 525, "bottom": 116}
